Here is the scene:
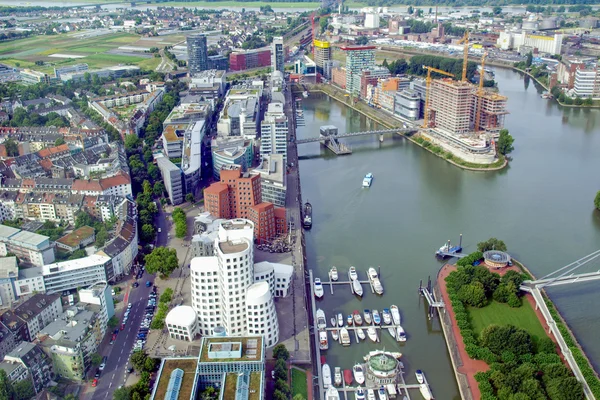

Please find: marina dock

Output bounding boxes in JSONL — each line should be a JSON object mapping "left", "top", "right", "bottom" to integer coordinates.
{"left": 318, "top": 267, "right": 384, "bottom": 295}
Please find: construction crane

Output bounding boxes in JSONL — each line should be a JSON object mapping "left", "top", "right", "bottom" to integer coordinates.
{"left": 422, "top": 66, "right": 456, "bottom": 129}
{"left": 474, "top": 52, "right": 488, "bottom": 132}
{"left": 457, "top": 31, "right": 469, "bottom": 82}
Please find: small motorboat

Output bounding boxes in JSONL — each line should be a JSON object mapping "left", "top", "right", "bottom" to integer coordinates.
{"left": 323, "top": 364, "right": 332, "bottom": 388}
{"left": 340, "top": 328, "right": 351, "bottom": 346}
{"left": 367, "top": 326, "right": 378, "bottom": 342}
{"left": 368, "top": 267, "right": 378, "bottom": 280}
{"left": 386, "top": 384, "right": 397, "bottom": 398}
{"left": 353, "top": 310, "right": 363, "bottom": 325}
{"left": 364, "top": 309, "right": 372, "bottom": 324}
{"left": 355, "top": 387, "right": 366, "bottom": 400}
{"left": 331, "top": 329, "right": 339, "bottom": 341}
{"left": 331, "top": 317, "right": 337, "bottom": 327}
{"left": 372, "top": 310, "right": 381, "bottom": 325}
{"left": 347, "top": 315, "right": 353, "bottom": 326}
{"left": 352, "top": 279, "right": 363, "bottom": 297}
{"left": 390, "top": 305, "right": 401, "bottom": 326}
{"left": 314, "top": 278, "right": 324, "bottom": 298}
{"left": 319, "top": 330, "right": 329, "bottom": 350}
{"left": 415, "top": 370, "right": 425, "bottom": 384}
{"left": 362, "top": 173, "right": 373, "bottom": 188}
{"left": 357, "top": 328, "right": 366, "bottom": 341}
{"left": 382, "top": 308, "right": 392, "bottom": 325}
{"left": 349, "top": 266, "right": 358, "bottom": 281}
{"left": 367, "top": 389, "right": 376, "bottom": 400}
{"left": 372, "top": 278, "right": 384, "bottom": 295}
{"left": 326, "top": 386, "right": 340, "bottom": 400}
{"left": 344, "top": 369, "right": 353, "bottom": 385}
{"left": 330, "top": 267, "right": 338, "bottom": 281}
{"left": 387, "top": 326, "right": 396, "bottom": 339}
{"left": 378, "top": 386, "right": 388, "bottom": 400}
{"left": 337, "top": 313, "right": 344, "bottom": 327}
{"left": 334, "top": 367, "right": 342, "bottom": 386}
{"left": 396, "top": 326, "right": 407, "bottom": 342}
{"left": 419, "top": 384, "right": 433, "bottom": 400}
{"left": 317, "top": 309, "right": 327, "bottom": 330}
{"left": 353, "top": 364, "right": 365, "bottom": 385}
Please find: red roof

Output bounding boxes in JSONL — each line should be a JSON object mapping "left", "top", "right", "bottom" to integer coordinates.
{"left": 204, "top": 182, "right": 229, "bottom": 195}
{"left": 37, "top": 144, "right": 69, "bottom": 159}
{"left": 72, "top": 179, "right": 102, "bottom": 192}
{"left": 100, "top": 173, "right": 130, "bottom": 190}
{"left": 39, "top": 159, "right": 53, "bottom": 171}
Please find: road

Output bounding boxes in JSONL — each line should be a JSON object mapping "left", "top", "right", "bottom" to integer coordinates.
{"left": 156, "top": 49, "right": 176, "bottom": 73}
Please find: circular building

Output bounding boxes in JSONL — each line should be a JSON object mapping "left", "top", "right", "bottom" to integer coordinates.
{"left": 483, "top": 250, "right": 511, "bottom": 269}
{"left": 165, "top": 306, "right": 199, "bottom": 342}
{"left": 364, "top": 351, "right": 400, "bottom": 385}
{"left": 246, "top": 281, "right": 279, "bottom": 348}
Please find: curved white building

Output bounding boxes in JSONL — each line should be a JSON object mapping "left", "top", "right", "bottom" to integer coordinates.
{"left": 191, "top": 256, "right": 220, "bottom": 336}
{"left": 165, "top": 305, "right": 199, "bottom": 342}
{"left": 246, "top": 281, "right": 279, "bottom": 348}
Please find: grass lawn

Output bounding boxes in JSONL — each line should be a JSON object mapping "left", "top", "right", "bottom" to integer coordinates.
{"left": 468, "top": 300, "right": 549, "bottom": 344}
{"left": 291, "top": 368, "right": 308, "bottom": 399}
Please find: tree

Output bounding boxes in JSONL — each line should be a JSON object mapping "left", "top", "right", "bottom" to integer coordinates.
{"left": 493, "top": 6, "right": 502, "bottom": 15}
{"left": 4, "top": 138, "right": 18, "bottom": 157}
{"left": 148, "top": 164, "right": 160, "bottom": 181}
{"left": 526, "top": 51, "right": 533, "bottom": 68}
{"left": 272, "top": 343, "right": 290, "bottom": 360}
{"left": 273, "top": 391, "right": 287, "bottom": 400}
{"left": 497, "top": 129, "right": 515, "bottom": 155}
{"left": 13, "top": 380, "right": 34, "bottom": 400}
{"left": 55, "top": 137, "right": 66, "bottom": 146}
{"left": 407, "top": 5, "right": 414, "bottom": 14}
{"left": 108, "top": 316, "right": 119, "bottom": 328}
{"left": 274, "top": 359, "right": 287, "bottom": 381}
{"left": 154, "top": 181, "right": 165, "bottom": 197}
{"left": 141, "top": 223, "right": 156, "bottom": 243}
{"left": 457, "top": 282, "right": 487, "bottom": 307}
{"left": 75, "top": 211, "right": 95, "bottom": 229}
{"left": 143, "top": 357, "right": 158, "bottom": 373}
{"left": 275, "top": 379, "right": 290, "bottom": 397}
{"left": 113, "top": 386, "right": 131, "bottom": 400}
{"left": 143, "top": 180, "right": 152, "bottom": 196}
{"left": 355, "top": 36, "right": 369, "bottom": 45}
{"left": 480, "top": 325, "right": 532, "bottom": 356}
{"left": 595, "top": 191, "right": 600, "bottom": 210}
{"left": 91, "top": 352, "right": 103, "bottom": 366}
{"left": 144, "top": 247, "right": 179, "bottom": 277}
{"left": 477, "top": 237, "right": 507, "bottom": 252}
{"left": 0, "top": 370, "right": 14, "bottom": 400}
{"left": 293, "top": 395, "right": 306, "bottom": 400}
{"left": 186, "top": 193, "right": 195, "bottom": 203}
{"left": 546, "top": 376, "right": 583, "bottom": 400}
{"left": 125, "top": 134, "right": 141, "bottom": 152}
{"left": 130, "top": 350, "right": 148, "bottom": 371}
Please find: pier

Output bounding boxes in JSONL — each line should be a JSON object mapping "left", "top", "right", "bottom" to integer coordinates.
{"left": 435, "top": 234, "right": 467, "bottom": 258}
{"left": 419, "top": 276, "right": 445, "bottom": 320}
{"left": 318, "top": 267, "right": 383, "bottom": 295}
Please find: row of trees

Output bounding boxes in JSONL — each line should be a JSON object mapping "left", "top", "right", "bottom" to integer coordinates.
{"left": 6, "top": 108, "right": 69, "bottom": 128}
{"left": 382, "top": 54, "right": 481, "bottom": 84}
{"left": 172, "top": 208, "right": 188, "bottom": 239}
{"left": 0, "top": 369, "right": 35, "bottom": 400}
{"left": 150, "top": 287, "right": 173, "bottom": 330}
{"left": 113, "top": 351, "right": 159, "bottom": 400}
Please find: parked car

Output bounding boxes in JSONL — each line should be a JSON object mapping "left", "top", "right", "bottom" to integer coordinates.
{"left": 99, "top": 357, "right": 107, "bottom": 371}
{"left": 146, "top": 281, "right": 152, "bottom": 287}
{"left": 92, "top": 379, "right": 98, "bottom": 387}
{"left": 95, "top": 369, "right": 101, "bottom": 378}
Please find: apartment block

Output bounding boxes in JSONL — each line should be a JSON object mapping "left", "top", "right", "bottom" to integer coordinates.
{"left": 574, "top": 68, "right": 600, "bottom": 99}
{"left": 260, "top": 102, "right": 288, "bottom": 161}
{"left": 0, "top": 225, "right": 55, "bottom": 267}
{"left": 0, "top": 343, "right": 53, "bottom": 394}
{"left": 342, "top": 46, "right": 376, "bottom": 96}
{"left": 252, "top": 155, "right": 286, "bottom": 208}
{"left": 313, "top": 40, "right": 332, "bottom": 76}
{"left": 0, "top": 293, "right": 62, "bottom": 342}
{"left": 156, "top": 157, "right": 184, "bottom": 205}
{"left": 41, "top": 254, "right": 114, "bottom": 294}
{"left": 229, "top": 48, "right": 271, "bottom": 71}
{"left": 429, "top": 79, "right": 474, "bottom": 134}
{"left": 271, "top": 37, "right": 284, "bottom": 74}
{"left": 0, "top": 257, "right": 18, "bottom": 308}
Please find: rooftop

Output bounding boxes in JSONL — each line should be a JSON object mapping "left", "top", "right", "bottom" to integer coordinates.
{"left": 42, "top": 254, "right": 111, "bottom": 276}
{"left": 0, "top": 257, "right": 18, "bottom": 279}
{"left": 165, "top": 306, "right": 197, "bottom": 327}
{"left": 55, "top": 226, "right": 95, "bottom": 249}
{"left": 223, "top": 371, "right": 262, "bottom": 400}
{"left": 199, "top": 336, "right": 263, "bottom": 363}
{"left": 152, "top": 358, "right": 197, "bottom": 400}
{"left": 218, "top": 240, "right": 249, "bottom": 255}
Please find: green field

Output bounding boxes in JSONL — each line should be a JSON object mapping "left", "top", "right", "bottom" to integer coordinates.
{"left": 469, "top": 300, "right": 549, "bottom": 343}
{"left": 291, "top": 368, "right": 308, "bottom": 399}
{"left": 150, "top": 1, "right": 320, "bottom": 7}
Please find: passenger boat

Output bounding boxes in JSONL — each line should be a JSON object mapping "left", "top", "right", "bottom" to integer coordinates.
{"left": 355, "top": 387, "right": 366, "bottom": 400}
{"left": 419, "top": 384, "right": 433, "bottom": 400}
{"left": 396, "top": 326, "right": 407, "bottom": 342}
{"left": 303, "top": 202, "right": 312, "bottom": 229}
{"left": 337, "top": 313, "right": 344, "bottom": 327}
{"left": 314, "top": 278, "right": 324, "bottom": 298}
{"left": 334, "top": 367, "right": 342, "bottom": 386}
{"left": 382, "top": 308, "right": 392, "bottom": 325}
{"left": 322, "top": 364, "right": 332, "bottom": 388}
{"left": 347, "top": 315, "right": 353, "bottom": 326}
{"left": 344, "top": 369, "right": 353, "bottom": 385}
{"left": 367, "top": 326, "right": 378, "bottom": 342}
{"left": 319, "top": 330, "right": 329, "bottom": 350}
{"left": 390, "top": 305, "right": 401, "bottom": 326}
{"left": 372, "top": 278, "right": 384, "bottom": 295}
{"left": 367, "top": 389, "right": 376, "bottom": 400}
{"left": 348, "top": 266, "right": 358, "bottom": 281}
{"left": 316, "top": 309, "right": 327, "bottom": 329}
{"left": 326, "top": 386, "right": 340, "bottom": 400}
{"left": 331, "top": 329, "right": 339, "bottom": 341}
{"left": 329, "top": 267, "right": 338, "bottom": 281}
{"left": 352, "top": 279, "right": 363, "bottom": 297}
{"left": 353, "top": 310, "right": 363, "bottom": 325}
{"left": 362, "top": 173, "right": 373, "bottom": 188}
{"left": 415, "top": 370, "right": 425, "bottom": 384}
{"left": 364, "top": 309, "right": 372, "bottom": 324}
{"left": 330, "top": 317, "right": 337, "bottom": 327}
{"left": 368, "top": 267, "right": 378, "bottom": 280}
{"left": 357, "top": 328, "right": 366, "bottom": 341}
{"left": 353, "top": 364, "right": 365, "bottom": 385}
{"left": 340, "top": 328, "right": 351, "bottom": 346}
{"left": 372, "top": 310, "right": 381, "bottom": 325}
{"left": 378, "top": 386, "right": 388, "bottom": 400}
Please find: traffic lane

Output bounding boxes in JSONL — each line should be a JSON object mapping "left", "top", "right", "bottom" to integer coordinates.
{"left": 91, "top": 275, "right": 154, "bottom": 400}
{"left": 155, "top": 203, "right": 168, "bottom": 247}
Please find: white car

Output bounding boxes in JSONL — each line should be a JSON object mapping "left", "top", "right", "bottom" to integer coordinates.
{"left": 127, "top": 303, "right": 132, "bottom": 309}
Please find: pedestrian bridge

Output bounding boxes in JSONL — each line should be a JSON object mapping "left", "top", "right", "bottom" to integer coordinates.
{"left": 295, "top": 128, "right": 416, "bottom": 144}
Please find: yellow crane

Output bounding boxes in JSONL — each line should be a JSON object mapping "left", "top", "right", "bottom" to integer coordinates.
{"left": 457, "top": 31, "right": 469, "bottom": 82}
{"left": 474, "top": 52, "right": 488, "bottom": 132}
{"left": 422, "top": 66, "right": 456, "bottom": 129}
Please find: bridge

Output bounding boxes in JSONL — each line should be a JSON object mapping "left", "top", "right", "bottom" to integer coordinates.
{"left": 295, "top": 128, "right": 416, "bottom": 144}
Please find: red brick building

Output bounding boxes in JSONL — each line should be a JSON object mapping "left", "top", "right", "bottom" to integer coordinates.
{"left": 204, "top": 165, "right": 286, "bottom": 243}
{"left": 229, "top": 48, "right": 272, "bottom": 72}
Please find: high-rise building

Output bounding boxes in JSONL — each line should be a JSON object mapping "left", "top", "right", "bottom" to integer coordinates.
{"left": 342, "top": 46, "right": 376, "bottom": 96}
{"left": 313, "top": 40, "right": 332, "bottom": 76}
{"left": 260, "top": 102, "right": 288, "bottom": 161}
{"left": 574, "top": 68, "right": 600, "bottom": 99}
{"left": 187, "top": 34, "right": 209, "bottom": 74}
{"left": 429, "top": 79, "right": 474, "bottom": 134}
{"left": 271, "top": 37, "right": 284, "bottom": 74}
{"left": 229, "top": 48, "right": 271, "bottom": 71}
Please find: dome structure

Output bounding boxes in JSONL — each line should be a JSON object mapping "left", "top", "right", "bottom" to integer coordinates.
{"left": 483, "top": 250, "right": 511, "bottom": 268}
{"left": 165, "top": 306, "right": 199, "bottom": 342}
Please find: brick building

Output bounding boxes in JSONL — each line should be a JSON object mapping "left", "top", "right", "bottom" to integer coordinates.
{"left": 229, "top": 48, "right": 271, "bottom": 72}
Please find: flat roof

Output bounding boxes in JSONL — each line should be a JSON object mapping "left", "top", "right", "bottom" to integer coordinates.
{"left": 218, "top": 240, "right": 248, "bottom": 255}
{"left": 42, "top": 254, "right": 110, "bottom": 275}
{"left": 152, "top": 358, "right": 197, "bottom": 400}
{"left": 9, "top": 230, "right": 49, "bottom": 249}
{"left": 0, "top": 257, "right": 17, "bottom": 279}
{"left": 199, "top": 336, "right": 263, "bottom": 363}
{"left": 56, "top": 226, "right": 95, "bottom": 248}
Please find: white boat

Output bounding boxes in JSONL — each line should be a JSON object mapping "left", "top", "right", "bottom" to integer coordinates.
{"left": 386, "top": 384, "right": 397, "bottom": 398}
{"left": 302, "top": 91, "right": 309, "bottom": 98}
{"left": 319, "top": 330, "right": 329, "bottom": 350}
{"left": 334, "top": 367, "right": 342, "bottom": 386}
{"left": 331, "top": 317, "right": 337, "bottom": 327}
{"left": 378, "top": 386, "right": 388, "bottom": 400}
{"left": 382, "top": 309, "right": 392, "bottom": 325}
{"left": 372, "top": 310, "right": 381, "bottom": 325}
{"left": 396, "top": 326, "right": 407, "bottom": 342}
{"left": 419, "top": 384, "right": 433, "bottom": 400}
{"left": 348, "top": 266, "right": 358, "bottom": 281}
{"left": 357, "top": 328, "right": 366, "bottom": 341}
{"left": 367, "top": 326, "right": 378, "bottom": 342}
{"left": 353, "top": 364, "right": 365, "bottom": 385}
{"left": 355, "top": 387, "right": 366, "bottom": 400}
{"left": 372, "top": 278, "right": 384, "bottom": 295}
{"left": 337, "top": 313, "right": 344, "bottom": 327}
{"left": 364, "top": 309, "right": 372, "bottom": 324}
{"left": 331, "top": 329, "right": 339, "bottom": 341}
{"left": 390, "top": 305, "right": 401, "bottom": 326}
{"left": 363, "top": 173, "right": 373, "bottom": 188}
{"left": 329, "top": 267, "right": 338, "bottom": 281}
{"left": 368, "top": 267, "right": 378, "bottom": 280}
{"left": 415, "top": 370, "right": 425, "bottom": 384}
{"left": 340, "top": 328, "right": 351, "bottom": 346}
{"left": 314, "top": 278, "right": 324, "bottom": 298}
{"left": 353, "top": 310, "right": 363, "bottom": 325}
{"left": 326, "top": 386, "right": 340, "bottom": 400}
{"left": 387, "top": 327, "right": 396, "bottom": 339}
{"left": 317, "top": 309, "right": 327, "bottom": 329}
{"left": 323, "top": 364, "right": 332, "bottom": 388}
{"left": 352, "top": 279, "right": 363, "bottom": 297}
{"left": 347, "top": 315, "right": 354, "bottom": 326}
{"left": 367, "top": 389, "right": 376, "bottom": 400}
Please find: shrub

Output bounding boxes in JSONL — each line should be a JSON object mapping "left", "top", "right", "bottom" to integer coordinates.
{"left": 507, "top": 292, "right": 522, "bottom": 308}
{"left": 536, "top": 337, "right": 556, "bottom": 354}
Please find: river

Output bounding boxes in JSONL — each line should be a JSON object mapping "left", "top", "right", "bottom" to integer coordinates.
{"left": 297, "top": 68, "right": 600, "bottom": 398}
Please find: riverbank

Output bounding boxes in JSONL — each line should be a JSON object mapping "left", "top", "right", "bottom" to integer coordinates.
{"left": 306, "top": 84, "right": 508, "bottom": 171}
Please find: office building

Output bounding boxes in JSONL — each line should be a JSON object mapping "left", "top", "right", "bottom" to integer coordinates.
{"left": 0, "top": 293, "right": 62, "bottom": 342}
{"left": 313, "top": 40, "right": 332, "bottom": 76}
{"left": 41, "top": 254, "right": 114, "bottom": 294}
{"left": 343, "top": 46, "right": 376, "bottom": 96}
{"left": 0, "top": 343, "right": 53, "bottom": 394}
{"left": 210, "top": 137, "right": 254, "bottom": 179}
{"left": 165, "top": 306, "right": 199, "bottom": 342}
{"left": 156, "top": 156, "right": 184, "bottom": 205}
{"left": 394, "top": 89, "right": 421, "bottom": 121}
{"left": 0, "top": 225, "right": 55, "bottom": 267}
{"left": 0, "top": 257, "right": 18, "bottom": 308}
{"left": 364, "top": 12, "right": 380, "bottom": 29}
{"left": 20, "top": 70, "right": 50, "bottom": 85}
{"left": 574, "top": 68, "right": 600, "bottom": 99}
{"left": 272, "top": 37, "right": 285, "bottom": 74}
{"left": 359, "top": 67, "right": 390, "bottom": 99}
{"left": 229, "top": 48, "right": 271, "bottom": 71}
{"left": 187, "top": 34, "right": 209, "bottom": 74}
{"left": 260, "top": 103, "right": 288, "bottom": 161}
{"left": 54, "top": 64, "right": 88, "bottom": 80}
{"left": 217, "top": 87, "right": 262, "bottom": 140}
{"left": 252, "top": 155, "right": 286, "bottom": 208}
{"left": 253, "top": 261, "right": 293, "bottom": 298}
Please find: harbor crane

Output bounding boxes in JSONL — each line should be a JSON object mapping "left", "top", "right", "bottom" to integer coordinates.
{"left": 422, "top": 66, "right": 456, "bottom": 129}
{"left": 474, "top": 52, "right": 488, "bottom": 132}
{"left": 457, "top": 30, "right": 470, "bottom": 82}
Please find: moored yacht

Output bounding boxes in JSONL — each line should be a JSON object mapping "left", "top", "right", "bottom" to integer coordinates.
{"left": 372, "top": 310, "right": 381, "bottom": 325}
{"left": 340, "top": 328, "right": 351, "bottom": 346}
{"left": 382, "top": 308, "right": 392, "bottom": 325}
{"left": 337, "top": 313, "right": 344, "bottom": 327}
{"left": 367, "top": 326, "right": 378, "bottom": 342}
{"left": 353, "top": 364, "right": 365, "bottom": 385}
{"left": 355, "top": 387, "right": 366, "bottom": 400}
{"left": 396, "top": 326, "right": 407, "bottom": 342}
{"left": 323, "top": 364, "right": 332, "bottom": 388}
{"left": 372, "top": 278, "right": 384, "bottom": 295}
{"left": 316, "top": 309, "right": 327, "bottom": 329}
{"left": 367, "top": 389, "right": 376, "bottom": 400}
{"left": 348, "top": 266, "right": 358, "bottom": 280}
{"left": 352, "top": 279, "right": 363, "bottom": 297}
{"left": 326, "top": 386, "right": 340, "bottom": 400}
{"left": 357, "top": 328, "right": 366, "bottom": 340}
{"left": 314, "top": 278, "right": 324, "bottom": 298}
{"left": 319, "top": 330, "right": 329, "bottom": 350}
{"left": 415, "top": 370, "right": 425, "bottom": 384}
{"left": 368, "top": 267, "right": 378, "bottom": 280}
{"left": 377, "top": 386, "right": 388, "bottom": 400}
{"left": 390, "top": 305, "right": 401, "bottom": 326}
{"left": 353, "top": 310, "right": 363, "bottom": 325}
{"left": 334, "top": 367, "right": 342, "bottom": 386}
{"left": 364, "top": 309, "right": 372, "bottom": 324}
{"left": 329, "top": 267, "right": 338, "bottom": 281}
